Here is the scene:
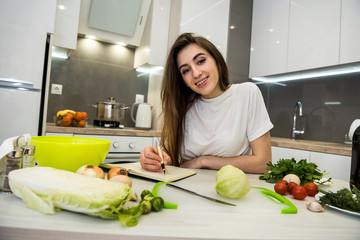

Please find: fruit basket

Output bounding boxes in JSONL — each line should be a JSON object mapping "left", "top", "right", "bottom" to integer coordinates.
{"left": 54, "top": 110, "right": 88, "bottom": 127}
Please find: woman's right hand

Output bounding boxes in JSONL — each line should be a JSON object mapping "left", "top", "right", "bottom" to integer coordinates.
{"left": 140, "top": 146, "right": 171, "bottom": 172}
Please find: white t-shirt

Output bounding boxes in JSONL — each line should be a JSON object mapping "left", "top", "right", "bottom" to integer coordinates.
{"left": 181, "top": 82, "right": 273, "bottom": 161}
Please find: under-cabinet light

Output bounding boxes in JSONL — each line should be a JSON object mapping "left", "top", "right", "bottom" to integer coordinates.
{"left": 136, "top": 66, "right": 164, "bottom": 74}
{"left": 324, "top": 101, "right": 342, "bottom": 105}
{"left": 51, "top": 53, "right": 68, "bottom": 59}
{"left": 251, "top": 65, "right": 360, "bottom": 83}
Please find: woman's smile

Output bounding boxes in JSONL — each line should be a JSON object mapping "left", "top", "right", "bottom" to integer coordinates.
{"left": 195, "top": 77, "right": 208, "bottom": 87}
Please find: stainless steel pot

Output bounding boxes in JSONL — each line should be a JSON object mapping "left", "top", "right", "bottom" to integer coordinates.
{"left": 92, "top": 97, "right": 129, "bottom": 122}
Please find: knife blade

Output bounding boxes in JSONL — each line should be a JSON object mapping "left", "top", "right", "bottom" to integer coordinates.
{"left": 166, "top": 183, "right": 236, "bottom": 206}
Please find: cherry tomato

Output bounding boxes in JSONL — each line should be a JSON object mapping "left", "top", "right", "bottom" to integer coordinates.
{"left": 287, "top": 182, "right": 298, "bottom": 194}
{"left": 304, "top": 182, "right": 318, "bottom": 196}
{"left": 292, "top": 185, "right": 307, "bottom": 200}
{"left": 278, "top": 180, "right": 288, "bottom": 185}
{"left": 274, "top": 182, "right": 287, "bottom": 195}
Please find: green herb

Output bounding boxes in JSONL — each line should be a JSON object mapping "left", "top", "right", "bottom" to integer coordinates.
{"left": 259, "top": 158, "right": 329, "bottom": 185}
{"left": 318, "top": 185, "right": 360, "bottom": 213}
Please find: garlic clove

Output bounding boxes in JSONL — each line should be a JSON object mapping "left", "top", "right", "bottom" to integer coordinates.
{"left": 307, "top": 201, "right": 325, "bottom": 212}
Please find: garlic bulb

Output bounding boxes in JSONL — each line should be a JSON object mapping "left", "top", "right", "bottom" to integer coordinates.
{"left": 307, "top": 201, "right": 325, "bottom": 212}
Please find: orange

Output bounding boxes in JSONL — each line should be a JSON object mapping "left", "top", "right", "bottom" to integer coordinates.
{"left": 65, "top": 113, "right": 74, "bottom": 120}
{"left": 78, "top": 119, "right": 86, "bottom": 127}
{"left": 80, "top": 112, "right": 88, "bottom": 120}
{"left": 74, "top": 112, "right": 82, "bottom": 121}
{"left": 61, "top": 116, "right": 72, "bottom": 127}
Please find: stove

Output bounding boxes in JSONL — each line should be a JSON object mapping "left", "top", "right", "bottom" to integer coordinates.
{"left": 93, "top": 120, "right": 122, "bottom": 128}
{"left": 74, "top": 134, "right": 155, "bottom": 164}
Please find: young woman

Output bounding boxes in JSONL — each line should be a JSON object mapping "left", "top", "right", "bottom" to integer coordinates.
{"left": 140, "top": 33, "right": 273, "bottom": 174}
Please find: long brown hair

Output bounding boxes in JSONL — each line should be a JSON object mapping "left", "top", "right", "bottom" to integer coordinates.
{"left": 160, "top": 33, "right": 230, "bottom": 166}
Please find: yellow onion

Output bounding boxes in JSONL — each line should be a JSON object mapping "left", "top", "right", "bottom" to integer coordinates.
{"left": 76, "top": 165, "right": 105, "bottom": 179}
{"left": 215, "top": 165, "right": 251, "bottom": 199}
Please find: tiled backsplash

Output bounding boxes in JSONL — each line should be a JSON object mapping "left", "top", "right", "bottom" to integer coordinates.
{"left": 47, "top": 37, "right": 149, "bottom": 127}
{"left": 256, "top": 71, "right": 360, "bottom": 144}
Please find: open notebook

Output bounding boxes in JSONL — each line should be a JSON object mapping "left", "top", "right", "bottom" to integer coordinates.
{"left": 101, "top": 162, "right": 196, "bottom": 182}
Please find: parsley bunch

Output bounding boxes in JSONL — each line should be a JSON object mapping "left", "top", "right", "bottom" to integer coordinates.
{"left": 259, "top": 158, "right": 329, "bottom": 185}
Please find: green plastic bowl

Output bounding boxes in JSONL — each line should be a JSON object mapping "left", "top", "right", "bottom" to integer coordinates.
{"left": 30, "top": 136, "right": 111, "bottom": 172}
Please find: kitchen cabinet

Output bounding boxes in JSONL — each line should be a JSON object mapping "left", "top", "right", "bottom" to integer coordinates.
{"left": 78, "top": 0, "right": 151, "bottom": 47}
{"left": 53, "top": 0, "right": 81, "bottom": 50}
{"left": 287, "top": 0, "right": 341, "bottom": 72}
{"left": 310, "top": 151, "right": 351, "bottom": 182}
{"left": 271, "top": 146, "right": 351, "bottom": 182}
{"left": 340, "top": 0, "right": 360, "bottom": 64}
{"left": 271, "top": 146, "right": 310, "bottom": 164}
{"left": 249, "top": 0, "right": 289, "bottom": 77}
{"left": 0, "top": 0, "right": 56, "bottom": 90}
{"left": 250, "top": 0, "right": 360, "bottom": 78}
{"left": 180, "top": 0, "right": 230, "bottom": 60}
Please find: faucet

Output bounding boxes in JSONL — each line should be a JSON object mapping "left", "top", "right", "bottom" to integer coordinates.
{"left": 291, "top": 101, "right": 305, "bottom": 139}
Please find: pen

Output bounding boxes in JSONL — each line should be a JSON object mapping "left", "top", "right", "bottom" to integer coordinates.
{"left": 157, "top": 145, "right": 166, "bottom": 174}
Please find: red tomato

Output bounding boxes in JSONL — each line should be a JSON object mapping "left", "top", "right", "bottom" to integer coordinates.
{"left": 287, "top": 182, "right": 298, "bottom": 194}
{"left": 304, "top": 182, "right": 318, "bottom": 196}
{"left": 292, "top": 185, "right": 307, "bottom": 200}
{"left": 278, "top": 180, "right": 288, "bottom": 185}
{"left": 274, "top": 182, "right": 288, "bottom": 195}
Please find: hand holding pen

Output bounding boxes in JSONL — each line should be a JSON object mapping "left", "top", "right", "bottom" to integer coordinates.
{"left": 139, "top": 146, "right": 170, "bottom": 172}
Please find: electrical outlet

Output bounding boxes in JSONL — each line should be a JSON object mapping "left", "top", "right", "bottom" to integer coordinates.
{"left": 51, "top": 84, "right": 62, "bottom": 95}
{"left": 135, "top": 94, "right": 144, "bottom": 103}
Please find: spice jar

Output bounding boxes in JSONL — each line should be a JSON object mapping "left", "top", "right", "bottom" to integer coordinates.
{"left": 22, "top": 145, "right": 35, "bottom": 168}
{"left": 0, "top": 150, "right": 23, "bottom": 192}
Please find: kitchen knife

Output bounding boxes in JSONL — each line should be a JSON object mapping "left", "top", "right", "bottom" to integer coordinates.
{"left": 166, "top": 183, "right": 236, "bottom": 206}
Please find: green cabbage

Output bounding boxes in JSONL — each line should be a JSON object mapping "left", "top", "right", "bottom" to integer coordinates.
{"left": 8, "top": 167, "right": 132, "bottom": 219}
{"left": 215, "top": 165, "right": 251, "bottom": 199}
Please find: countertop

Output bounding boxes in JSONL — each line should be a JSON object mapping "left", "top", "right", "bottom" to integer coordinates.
{"left": 46, "top": 124, "right": 351, "bottom": 156}
{"left": 46, "top": 123, "right": 161, "bottom": 137}
{"left": 1, "top": 169, "right": 359, "bottom": 240}
{"left": 271, "top": 137, "right": 351, "bottom": 156}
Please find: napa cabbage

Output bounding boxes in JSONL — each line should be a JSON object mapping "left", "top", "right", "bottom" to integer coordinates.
{"left": 8, "top": 167, "right": 132, "bottom": 219}
{"left": 215, "top": 165, "right": 251, "bottom": 199}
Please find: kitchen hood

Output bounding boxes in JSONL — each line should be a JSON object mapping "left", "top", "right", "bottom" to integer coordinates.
{"left": 134, "top": 0, "right": 173, "bottom": 72}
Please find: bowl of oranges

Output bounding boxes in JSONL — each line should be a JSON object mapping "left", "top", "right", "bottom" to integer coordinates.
{"left": 54, "top": 109, "right": 88, "bottom": 127}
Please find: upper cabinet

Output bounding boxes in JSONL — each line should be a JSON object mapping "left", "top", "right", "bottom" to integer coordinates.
{"left": 78, "top": 0, "right": 151, "bottom": 47}
{"left": 287, "top": 0, "right": 341, "bottom": 72}
{"left": 53, "top": 0, "right": 81, "bottom": 50}
{"left": 180, "top": 0, "right": 230, "bottom": 60}
{"left": 249, "top": 0, "right": 289, "bottom": 78}
{"left": 340, "top": 0, "right": 360, "bottom": 64}
{"left": 0, "top": 0, "right": 57, "bottom": 89}
{"left": 249, "top": 0, "right": 360, "bottom": 78}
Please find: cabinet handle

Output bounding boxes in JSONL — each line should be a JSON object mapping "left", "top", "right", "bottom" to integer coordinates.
{"left": 139, "top": 16, "right": 143, "bottom": 26}
{"left": 129, "top": 142, "right": 136, "bottom": 148}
